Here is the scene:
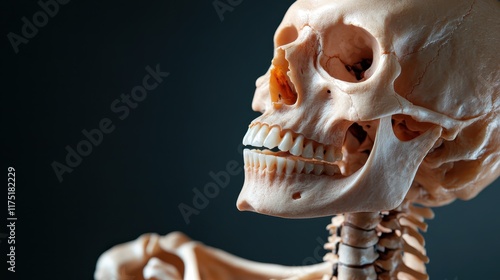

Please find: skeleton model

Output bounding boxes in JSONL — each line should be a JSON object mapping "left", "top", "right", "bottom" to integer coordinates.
{"left": 95, "top": 0, "right": 500, "bottom": 279}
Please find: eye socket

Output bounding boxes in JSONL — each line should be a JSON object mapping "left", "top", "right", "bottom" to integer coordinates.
{"left": 274, "top": 25, "right": 299, "bottom": 48}
{"left": 319, "top": 24, "right": 378, "bottom": 82}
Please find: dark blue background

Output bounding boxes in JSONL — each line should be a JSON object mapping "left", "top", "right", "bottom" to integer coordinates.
{"left": 1, "top": 1, "right": 499, "bottom": 279}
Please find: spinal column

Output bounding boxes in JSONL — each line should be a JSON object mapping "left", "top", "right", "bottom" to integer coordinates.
{"left": 324, "top": 201, "right": 433, "bottom": 280}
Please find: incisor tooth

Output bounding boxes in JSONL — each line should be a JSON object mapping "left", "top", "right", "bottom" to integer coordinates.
{"left": 253, "top": 125, "right": 269, "bottom": 147}
{"left": 242, "top": 127, "right": 251, "bottom": 145}
{"left": 252, "top": 152, "right": 259, "bottom": 167}
{"left": 303, "top": 141, "right": 314, "bottom": 158}
{"left": 263, "top": 127, "right": 281, "bottom": 148}
{"left": 246, "top": 125, "right": 260, "bottom": 145}
{"left": 314, "top": 145, "right": 324, "bottom": 160}
{"left": 248, "top": 152, "right": 254, "bottom": 166}
{"left": 278, "top": 132, "right": 294, "bottom": 151}
{"left": 258, "top": 154, "right": 266, "bottom": 169}
{"left": 243, "top": 149, "right": 249, "bottom": 165}
{"left": 286, "top": 159, "right": 295, "bottom": 174}
{"left": 276, "top": 157, "right": 286, "bottom": 174}
{"left": 290, "top": 135, "right": 304, "bottom": 156}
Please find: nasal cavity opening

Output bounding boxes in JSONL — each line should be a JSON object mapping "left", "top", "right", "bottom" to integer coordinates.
{"left": 270, "top": 49, "right": 298, "bottom": 106}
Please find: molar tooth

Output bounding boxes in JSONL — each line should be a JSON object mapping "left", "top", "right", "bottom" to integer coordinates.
{"left": 314, "top": 145, "right": 324, "bottom": 160}
{"left": 314, "top": 164, "right": 324, "bottom": 175}
{"left": 253, "top": 125, "right": 270, "bottom": 147}
{"left": 325, "top": 146, "right": 341, "bottom": 162}
{"left": 278, "top": 131, "right": 294, "bottom": 151}
{"left": 295, "top": 160, "right": 305, "bottom": 173}
{"left": 289, "top": 135, "right": 304, "bottom": 156}
{"left": 276, "top": 157, "right": 286, "bottom": 174}
{"left": 258, "top": 154, "right": 266, "bottom": 169}
{"left": 302, "top": 141, "right": 314, "bottom": 158}
{"left": 325, "top": 165, "right": 340, "bottom": 176}
{"left": 337, "top": 151, "right": 343, "bottom": 160}
{"left": 304, "top": 162, "right": 314, "bottom": 174}
{"left": 265, "top": 155, "right": 277, "bottom": 171}
{"left": 263, "top": 127, "right": 281, "bottom": 148}
{"left": 285, "top": 159, "right": 295, "bottom": 174}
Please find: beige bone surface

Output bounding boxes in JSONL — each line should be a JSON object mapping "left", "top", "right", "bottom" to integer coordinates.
{"left": 96, "top": 0, "right": 500, "bottom": 279}
{"left": 95, "top": 232, "right": 330, "bottom": 280}
{"left": 238, "top": 0, "right": 500, "bottom": 216}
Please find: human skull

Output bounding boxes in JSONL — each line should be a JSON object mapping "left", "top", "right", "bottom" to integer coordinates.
{"left": 237, "top": 0, "right": 500, "bottom": 218}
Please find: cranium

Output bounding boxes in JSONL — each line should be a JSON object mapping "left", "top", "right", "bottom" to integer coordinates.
{"left": 238, "top": 0, "right": 500, "bottom": 218}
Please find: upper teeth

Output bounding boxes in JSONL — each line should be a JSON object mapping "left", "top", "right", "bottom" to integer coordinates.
{"left": 243, "top": 149, "right": 341, "bottom": 176}
{"left": 242, "top": 123, "right": 342, "bottom": 163}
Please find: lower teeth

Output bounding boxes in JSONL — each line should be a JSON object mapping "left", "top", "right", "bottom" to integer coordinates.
{"left": 244, "top": 150, "right": 341, "bottom": 175}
